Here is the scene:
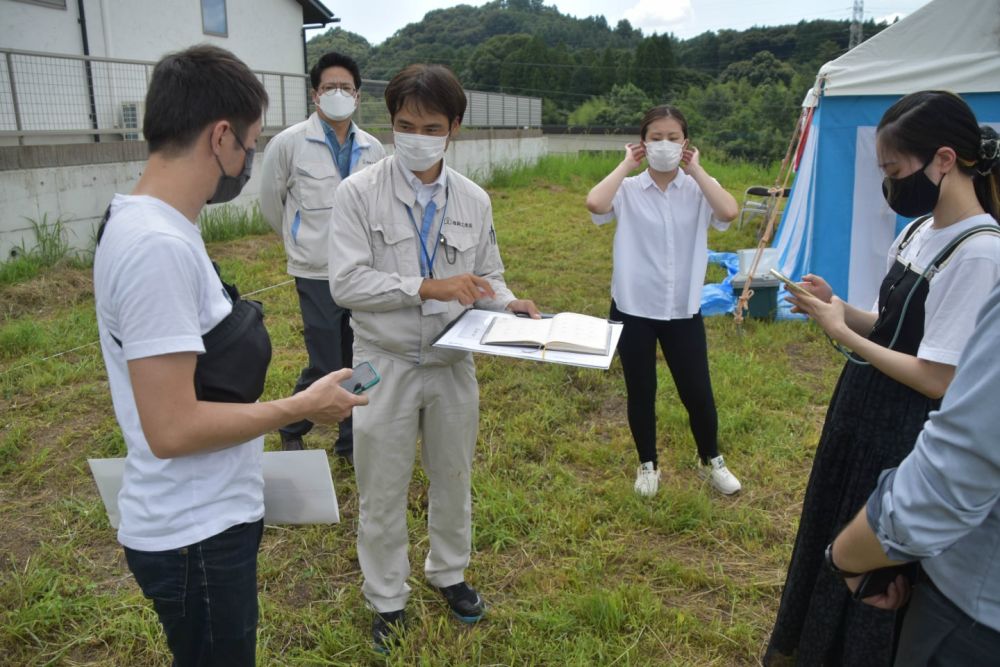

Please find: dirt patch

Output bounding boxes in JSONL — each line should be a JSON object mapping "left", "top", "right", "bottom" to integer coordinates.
{"left": 1, "top": 266, "right": 95, "bottom": 321}
{"left": 204, "top": 234, "right": 278, "bottom": 262}
{"left": 784, "top": 342, "right": 831, "bottom": 379}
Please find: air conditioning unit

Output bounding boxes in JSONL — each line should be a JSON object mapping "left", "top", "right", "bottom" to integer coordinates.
{"left": 119, "top": 101, "right": 144, "bottom": 141}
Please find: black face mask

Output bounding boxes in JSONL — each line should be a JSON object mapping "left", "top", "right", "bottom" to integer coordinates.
{"left": 881, "top": 156, "right": 941, "bottom": 218}
{"left": 207, "top": 129, "right": 254, "bottom": 205}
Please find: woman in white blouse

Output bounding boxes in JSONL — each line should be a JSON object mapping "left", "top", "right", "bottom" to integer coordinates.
{"left": 586, "top": 105, "right": 741, "bottom": 497}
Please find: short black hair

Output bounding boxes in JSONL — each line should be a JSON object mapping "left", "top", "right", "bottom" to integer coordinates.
{"left": 310, "top": 52, "right": 362, "bottom": 91}
{"left": 143, "top": 44, "right": 268, "bottom": 155}
{"left": 384, "top": 64, "right": 466, "bottom": 126}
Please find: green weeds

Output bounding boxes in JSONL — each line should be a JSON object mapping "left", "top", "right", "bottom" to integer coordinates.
{"left": 0, "top": 156, "right": 840, "bottom": 665}
{"left": 199, "top": 202, "right": 271, "bottom": 243}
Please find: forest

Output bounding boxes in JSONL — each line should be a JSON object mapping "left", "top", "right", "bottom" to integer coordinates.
{"left": 307, "top": 0, "right": 894, "bottom": 162}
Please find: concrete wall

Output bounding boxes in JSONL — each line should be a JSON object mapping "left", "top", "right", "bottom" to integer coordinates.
{"left": 0, "top": 129, "right": 547, "bottom": 259}
{"left": 545, "top": 133, "right": 636, "bottom": 155}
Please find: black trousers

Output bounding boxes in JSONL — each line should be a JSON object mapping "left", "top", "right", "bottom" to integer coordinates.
{"left": 894, "top": 578, "right": 1000, "bottom": 666}
{"left": 281, "top": 277, "right": 353, "bottom": 453}
{"left": 611, "top": 301, "right": 719, "bottom": 466}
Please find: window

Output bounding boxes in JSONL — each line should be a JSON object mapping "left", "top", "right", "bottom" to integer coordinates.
{"left": 201, "top": 0, "right": 228, "bottom": 37}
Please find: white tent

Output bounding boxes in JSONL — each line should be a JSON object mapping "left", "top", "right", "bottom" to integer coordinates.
{"left": 774, "top": 0, "right": 1000, "bottom": 307}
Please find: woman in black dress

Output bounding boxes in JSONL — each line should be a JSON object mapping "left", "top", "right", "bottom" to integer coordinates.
{"left": 764, "top": 91, "right": 1000, "bottom": 665}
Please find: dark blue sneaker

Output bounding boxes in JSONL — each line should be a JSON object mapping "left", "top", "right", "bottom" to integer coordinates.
{"left": 371, "top": 609, "right": 405, "bottom": 654}
{"left": 437, "top": 582, "right": 485, "bottom": 623}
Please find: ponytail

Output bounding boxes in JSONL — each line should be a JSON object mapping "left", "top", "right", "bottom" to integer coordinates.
{"left": 976, "top": 126, "right": 1000, "bottom": 219}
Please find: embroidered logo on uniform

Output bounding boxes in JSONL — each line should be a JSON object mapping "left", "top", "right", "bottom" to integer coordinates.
{"left": 443, "top": 217, "right": 472, "bottom": 229}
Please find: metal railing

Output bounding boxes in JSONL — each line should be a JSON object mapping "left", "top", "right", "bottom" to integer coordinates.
{"left": 0, "top": 48, "right": 541, "bottom": 146}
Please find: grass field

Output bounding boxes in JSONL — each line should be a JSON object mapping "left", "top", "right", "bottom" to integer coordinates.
{"left": 0, "top": 153, "right": 844, "bottom": 665}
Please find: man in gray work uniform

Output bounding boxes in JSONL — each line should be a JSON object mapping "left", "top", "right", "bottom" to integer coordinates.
{"left": 259, "top": 52, "right": 385, "bottom": 460}
{"left": 329, "top": 63, "right": 539, "bottom": 652}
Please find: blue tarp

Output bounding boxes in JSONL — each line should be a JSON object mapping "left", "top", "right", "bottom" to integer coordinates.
{"left": 701, "top": 250, "right": 805, "bottom": 320}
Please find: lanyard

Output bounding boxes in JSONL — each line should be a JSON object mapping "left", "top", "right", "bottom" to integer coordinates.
{"left": 405, "top": 189, "right": 448, "bottom": 278}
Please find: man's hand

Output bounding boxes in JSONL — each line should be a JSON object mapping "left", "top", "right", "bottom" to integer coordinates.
{"left": 299, "top": 368, "right": 368, "bottom": 424}
{"left": 420, "top": 274, "right": 495, "bottom": 305}
{"left": 845, "top": 573, "right": 912, "bottom": 611}
{"left": 506, "top": 299, "right": 542, "bottom": 319}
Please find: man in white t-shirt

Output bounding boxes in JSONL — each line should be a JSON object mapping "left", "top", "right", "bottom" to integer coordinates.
{"left": 93, "top": 45, "right": 367, "bottom": 666}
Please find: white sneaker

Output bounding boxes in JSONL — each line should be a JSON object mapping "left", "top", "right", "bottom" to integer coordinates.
{"left": 701, "top": 455, "right": 741, "bottom": 495}
{"left": 634, "top": 462, "right": 660, "bottom": 497}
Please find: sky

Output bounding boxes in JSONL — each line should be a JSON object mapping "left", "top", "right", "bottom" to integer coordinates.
{"left": 312, "top": 0, "right": 933, "bottom": 45}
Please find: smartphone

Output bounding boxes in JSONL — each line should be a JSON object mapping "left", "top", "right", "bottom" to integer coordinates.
{"left": 768, "top": 267, "right": 812, "bottom": 297}
{"left": 338, "top": 361, "right": 380, "bottom": 394}
{"left": 852, "top": 564, "right": 916, "bottom": 600}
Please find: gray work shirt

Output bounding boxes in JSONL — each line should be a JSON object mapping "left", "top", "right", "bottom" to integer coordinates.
{"left": 866, "top": 278, "right": 1000, "bottom": 632}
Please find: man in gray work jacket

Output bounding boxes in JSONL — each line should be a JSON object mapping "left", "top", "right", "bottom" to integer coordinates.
{"left": 830, "top": 275, "right": 1000, "bottom": 665}
{"left": 329, "top": 63, "right": 539, "bottom": 653}
{"left": 260, "top": 52, "right": 385, "bottom": 460}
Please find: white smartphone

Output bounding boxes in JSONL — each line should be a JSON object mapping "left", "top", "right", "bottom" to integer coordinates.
{"left": 769, "top": 268, "right": 812, "bottom": 297}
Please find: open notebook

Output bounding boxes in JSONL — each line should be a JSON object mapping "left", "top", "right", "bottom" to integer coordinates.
{"left": 479, "top": 312, "right": 612, "bottom": 355}
{"left": 432, "top": 308, "right": 623, "bottom": 369}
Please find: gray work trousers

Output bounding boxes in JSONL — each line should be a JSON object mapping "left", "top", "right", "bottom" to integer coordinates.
{"left": 353, "top": 348, "right": 479, "bottom": 612}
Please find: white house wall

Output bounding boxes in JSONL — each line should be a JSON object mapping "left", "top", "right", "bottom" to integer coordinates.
{"left": 0, "top": 0, "right": 304, "bottom": 68}
{"left": 1, "top": 0, "right": 308, "bottom": 143}
{"left": 0, "top": 1, "right": 87, "bottom": 56}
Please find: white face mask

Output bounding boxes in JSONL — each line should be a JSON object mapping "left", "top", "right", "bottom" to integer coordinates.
{"left": 318, "top": 90, "right": 356, "bottom": 121}
{"left": 644, "top": 140, "right": 684, "bottom": 172}
{"left": 393, "top": 131, "right": 448, "bottom": 172}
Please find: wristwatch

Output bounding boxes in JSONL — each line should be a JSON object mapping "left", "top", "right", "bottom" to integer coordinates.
{"left": 825, "top": 542, "right": 862, "bottom": 578}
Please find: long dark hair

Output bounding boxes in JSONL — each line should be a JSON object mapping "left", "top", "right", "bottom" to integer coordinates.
{"left": 877, "top": 91, "right": 1000, "bottom": 219}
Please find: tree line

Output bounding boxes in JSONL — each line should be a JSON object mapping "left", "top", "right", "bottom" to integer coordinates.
{"left": 307, "top": 0, "right": 893, "bottom": 162}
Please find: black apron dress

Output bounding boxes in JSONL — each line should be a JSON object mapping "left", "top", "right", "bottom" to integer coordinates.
{"left": 764, "top": 253, "right": 940, "bottom": 666}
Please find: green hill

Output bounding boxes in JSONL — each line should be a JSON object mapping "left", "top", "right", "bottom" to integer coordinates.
{"left": 307, "top": 0, "right": 894, "bottom": 162}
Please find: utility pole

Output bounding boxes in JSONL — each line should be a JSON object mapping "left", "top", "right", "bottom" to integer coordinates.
{"left": 849, "top": 0, "right": 864, "bottom": 49}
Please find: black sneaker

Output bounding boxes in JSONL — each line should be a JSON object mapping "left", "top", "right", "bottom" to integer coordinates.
{"left": 437, "top": 582, "right": 485, "bottom": 623}
{"left": 371, "top": 609, "right": 405, "bottom": 654}
{"left": 280, "top": 433, "right": 304, "bottom": 451}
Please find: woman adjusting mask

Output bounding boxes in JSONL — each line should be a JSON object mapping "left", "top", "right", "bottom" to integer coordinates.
{"left": 644, "top": 139, "right": 685, "bottom": 172}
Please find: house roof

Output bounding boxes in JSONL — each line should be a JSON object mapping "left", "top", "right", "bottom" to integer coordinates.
{"left": 296, "top": 0, "right": 339, "bottom": 26}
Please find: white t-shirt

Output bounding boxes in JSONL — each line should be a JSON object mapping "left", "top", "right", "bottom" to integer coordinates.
{"left": 591, "top": 169, "right": 729, "bottom": 320}
{"left": 93, "top": 194, "right": 264, "bottom": 552}
{"left": 884, "top": 213, "right": 1000, "bottom": 365}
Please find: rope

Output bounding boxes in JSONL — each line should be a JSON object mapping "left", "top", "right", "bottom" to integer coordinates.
{"left": 1, "top": 278, "right": 296, "bottom": 378}
{"left": 733, "top": 104, "right": 808, "bottom": 325}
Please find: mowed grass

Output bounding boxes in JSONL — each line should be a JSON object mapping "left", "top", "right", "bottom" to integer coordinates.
{"left": 0, "top": 153, "right": 843, "bottom": 665}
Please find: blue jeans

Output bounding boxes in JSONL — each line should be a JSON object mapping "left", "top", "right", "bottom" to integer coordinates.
{"left": 124, "top": 520, "right": 263, "bottom": 667}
